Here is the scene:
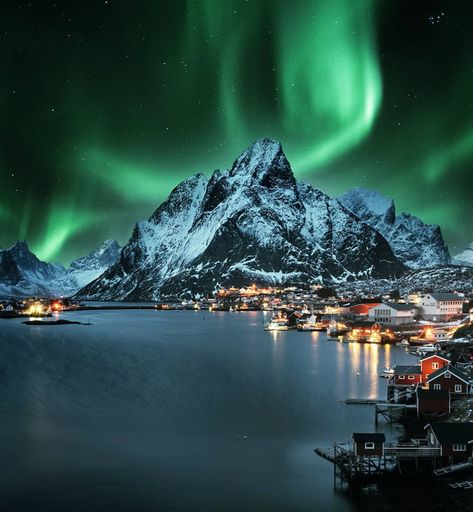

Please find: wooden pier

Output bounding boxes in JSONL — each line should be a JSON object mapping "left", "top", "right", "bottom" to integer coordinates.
{"left": 375, "top": 402, "right": 416, "bottom": 425}
{"left": 331, "top": 443, "right": 388, "bottom": 488}
{"left": 344, "top": 387, "right": 417, "bottom": 426}
{"left": 317, "top": 440, "right": 443, "bottom": 488}
{"left": 433, "top": 460, "right": 473, "bottom": 476}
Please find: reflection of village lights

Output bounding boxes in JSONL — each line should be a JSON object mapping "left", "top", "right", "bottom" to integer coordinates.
{"left": 368, "top": 332, "right": 381, "bottom": 343}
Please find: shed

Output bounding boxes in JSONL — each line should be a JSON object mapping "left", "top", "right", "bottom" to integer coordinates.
{"left": 353, "top": 433, "right": 386, "bottom": 457}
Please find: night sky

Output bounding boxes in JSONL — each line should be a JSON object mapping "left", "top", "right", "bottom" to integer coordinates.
{"left": 1, "top": 0, "right": 472, "bottom": 264}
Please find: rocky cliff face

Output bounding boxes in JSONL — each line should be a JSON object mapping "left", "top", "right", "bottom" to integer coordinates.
{"left": 78, "top": 139, "right": 405, "bottom": 300}
{"left": 338, "top": 188, "right": 451, "bottom": 269}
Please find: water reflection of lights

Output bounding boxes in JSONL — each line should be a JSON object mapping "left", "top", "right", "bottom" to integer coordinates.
{"left": 269, "top": 330, "right": 283, "bottom": 341}
{"left": 384, "top": 344, "right": 392, "bottom": 369}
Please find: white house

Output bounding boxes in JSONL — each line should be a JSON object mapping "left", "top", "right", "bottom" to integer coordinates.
{"left": 368, "top": 302, "right": 417, "bottom": 326}
{"left": 419, "top": 293, "right": 464, "bottom": 321}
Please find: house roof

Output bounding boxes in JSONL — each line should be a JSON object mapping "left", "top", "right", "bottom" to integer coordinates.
{"left": 429, "top": 293, "right": 463, "bottom": 302}
{"left": 417, "top": 388, "right": 450, "bottom": 401}
{"left": 380, "top": 302, "right": 417, "bottom": 312}
{"left": 428, "top": 423, "right": 473, "bottom": 444}
{"left": 420, "top": 354, "right": 450, "bottom": 363}
{"left": 394, "top": 365, "right": 422, "bottom": 375}
{"left": 426, "top": 365, "right": 469, "bottom": 384}
{"left": 353, "top": 433, "right": 386, "bottom": 443}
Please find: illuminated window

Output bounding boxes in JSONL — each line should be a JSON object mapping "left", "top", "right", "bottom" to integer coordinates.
{"left": 455, "top": 385, "right": 462, "bottom": 393}
{"left": 365, "top": 442, "right": 375, "bottom": 449}
{"left": 432, "top": 362, "right": 439, "bottom": 369}
{"left": 453, "top": 444, "right": 466, "bottom": 451}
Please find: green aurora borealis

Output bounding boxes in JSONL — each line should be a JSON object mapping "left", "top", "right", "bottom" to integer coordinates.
{"left": 1, "top": 0, "right": 472, "bottom": 264}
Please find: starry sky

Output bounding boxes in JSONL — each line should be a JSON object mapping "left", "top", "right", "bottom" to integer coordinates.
{"left": 1, "top": 0, "right": 472, "bottom": 264}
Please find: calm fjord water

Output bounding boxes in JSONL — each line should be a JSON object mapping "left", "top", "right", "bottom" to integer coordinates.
{"left": 0, "top": 311, "right": 416, "bottom": 511}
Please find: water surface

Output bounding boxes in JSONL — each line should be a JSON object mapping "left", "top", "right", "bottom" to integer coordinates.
{"left": 0, "top": 311, "right": 416, "bottom": 511}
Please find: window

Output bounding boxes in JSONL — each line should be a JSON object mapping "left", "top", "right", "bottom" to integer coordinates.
{"left": 455, "top": 384, "right": 462, "bottom": 393}
{"left": 365, "top": 442, "right": 375, "bottom": 449}
{"left": 433, "top": 384, "right": 441, "bottom": 390}
{"left": 432, "top": 362, "right": 439, "bottom": 369}
{"left": 399, "top": 375, "right": 405, "bottom": 380}
{"left": 453, "top": 444, "right": 466, "bottom": 451}
{"left": 445, "top": 372, "right": 451, "bottom": 379}
{"left": 408, "top": 375, "right": 415, "bottom": 380}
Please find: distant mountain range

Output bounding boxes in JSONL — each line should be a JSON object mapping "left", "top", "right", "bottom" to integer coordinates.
{"left": 338, "top": 188, "right": 451, "bottom": 269}
{"left": 0, "top": 139, "right": 470, "bottom": 299}
{"left": 0, "top": 240, "right": 121, "bottom": 298}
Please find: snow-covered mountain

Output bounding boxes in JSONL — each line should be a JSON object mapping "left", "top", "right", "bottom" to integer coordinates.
{"left": 0, "top": 240, "right": 121, "bottom": 298}
{"left": 0, "top": 241, "right": 65, "bottom": 297}
{"left": 56, "top": 240, "right": 122, "bottom": 295}
{"left": 338, "top": 188, "right": 451, "bottom": 269}
{"left": 77, "top": 139, "right": 405, "bottom": 300}
{"left": 453, "top": 243, "right": 473, "bottom": 267}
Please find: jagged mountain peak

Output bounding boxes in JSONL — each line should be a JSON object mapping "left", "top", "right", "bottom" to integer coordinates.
{"left": 0, "top": 239, "right": 122, "bottom": 297}
{"left": 10, "top": 240, "right": 30, "bottom": 251}
{"left": 69, "top": 239, "right": 121, "bottom": 271}
{"left": 7, "top": 240, "right": 65, "bottom": 274}
{"left": 77, "top": 140, "right": 405, "bottom": 301}
{"left": 338, "top": 188, "right": 395, "bottom": 224}
{"left": 338, "top": 188, "right": 451, "bottom": 269}
{"left": 229, "top": 139, "right": 295, "bottom": 189}
{"left": 454, "top": 242, "right": 473, "bottom": 266}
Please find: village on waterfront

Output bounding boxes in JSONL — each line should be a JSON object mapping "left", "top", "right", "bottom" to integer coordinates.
{"left": 3, "top": 282, "right": 473, "bottom": 498}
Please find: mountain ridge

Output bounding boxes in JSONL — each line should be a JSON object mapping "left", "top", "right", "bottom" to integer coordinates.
{"left": 337, "top": 187, "right": 451, "bottom": 269}
{"left": 0, "top": 240, "right": 121, "bottom": 298}
{"left": 77, "top": 139, "right": 406, "bottom": 300}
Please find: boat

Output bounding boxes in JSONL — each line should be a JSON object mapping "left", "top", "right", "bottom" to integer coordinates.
{"left": 417, "top": 343, "right": 438, "bottom": 353}
{"left": 395, "top": 339, "right": 410, "bottom": 347}
{"left": 382, "top": 367, "right": 395, "bottom": 375}
{"left": 265, "top": 321, "right": 288, "bottom": 331}
{"left": 297, "top": 314, "right": 325, "bottom": 331}
{"left": 265, "top": 313, "right": 289, "bottom": 331}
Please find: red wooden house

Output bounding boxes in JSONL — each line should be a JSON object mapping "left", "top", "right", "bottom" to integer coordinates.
{"left": 420, "top": 354, "right": 450, "bottom": 383}
{"left": 426, "top": 365, "right": 471, "bottom": 396}
{"left": 426, "top": 423, "right": 473, "bottom": 462}
{"left": 353, "top": 433, "right": 386, "bottom": 457}
{"left": 392, "top": 365, "right": 422, "bottom": 386}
